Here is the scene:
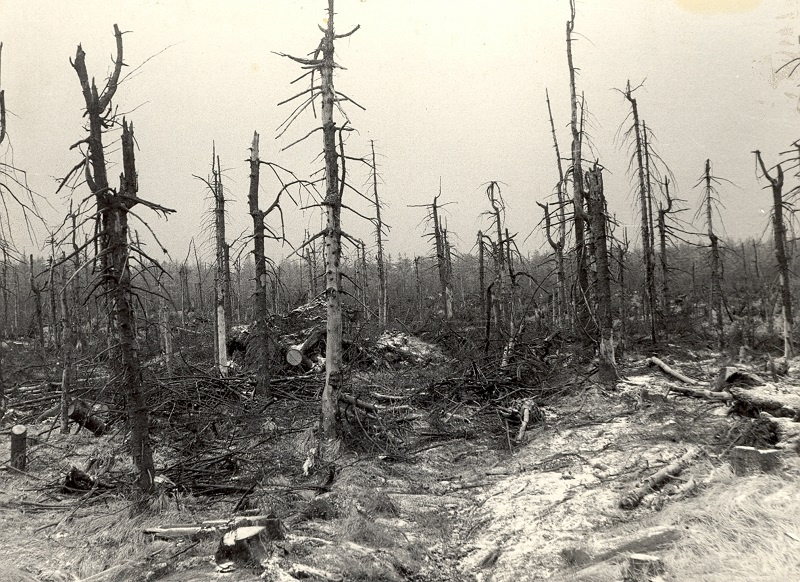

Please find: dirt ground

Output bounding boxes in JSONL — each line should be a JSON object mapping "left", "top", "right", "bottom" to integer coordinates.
{"left": 0, "top": 352, "right": 798, "bottom": 581}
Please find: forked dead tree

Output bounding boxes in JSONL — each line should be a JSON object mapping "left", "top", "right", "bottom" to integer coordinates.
{"left": 62, "top": 25, "right": 175, "bottom": 493}
{"left": 755, "top": 150, "right": 794, "bottom": 358}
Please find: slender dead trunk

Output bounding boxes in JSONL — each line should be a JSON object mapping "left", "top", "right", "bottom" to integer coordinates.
{"left": 703, "top": 159, "right": 724, "bottom": 350}
{"left": 477, "top": 231, "right": 486, "bottom": 325}
{"left": 624, "top": 82, "right": 657, "bottom": 343}
{"left": 212, "top": 150, "right": 229, "bottom": 376}
{"left": 247, "top": 132, "right": 272, "bottom": 397}
{"left": 544, "top": 88, "right": 568, "bottom": 327}
{"left": 756, "top": 151, "right": 794, "bottom": 358}
{"left": 59, "top": 284, "right": 75, "bottom": 434}
{"left": 370, "top": 140, "right": 388, "bottom": 327}
{"left": 431, "top": 194, "right": 453, "bottom": 319}
{"left": 657, "top": 178, "right": 672, "bottom": 329}
{"left": 29, "top": 255, "right": 44, "bottom": 352}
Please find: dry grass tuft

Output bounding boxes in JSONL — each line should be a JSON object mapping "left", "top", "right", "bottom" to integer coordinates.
{"left": 661, "top": 466, "right": 800, "bottom": 581}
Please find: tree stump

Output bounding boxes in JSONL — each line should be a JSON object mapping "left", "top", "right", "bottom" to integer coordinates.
{"left": 215, "top": 519, "right": 284, "bottom": 567}
{"left": 622, "top": 553, "right": 665, "bottom": 581}
{"left": 729, "top": 446, "right": 782, "bottom": 475}
{"left": 10, "top": 424, "right": 27, "bottom": 470}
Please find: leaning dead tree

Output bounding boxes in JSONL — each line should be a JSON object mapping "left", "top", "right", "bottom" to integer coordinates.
{"left": 755, "top": 150, "right": 794, "bottom": 358}
{"left": 277, "top": 0, "right": 362, "bottom": 441}
{"left": 542, "top": 88, "right": 568, "bottom": 327}
{"left": 62, "top": 25, "right": 175, "bottom": 493}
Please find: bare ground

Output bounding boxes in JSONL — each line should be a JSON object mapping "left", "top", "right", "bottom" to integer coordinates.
{"left": 0, "top": 353, "right": 798, "bottom": 581}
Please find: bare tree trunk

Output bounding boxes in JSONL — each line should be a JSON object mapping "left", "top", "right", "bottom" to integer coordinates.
{"left": 657, "top": 178, "right": 672, "bottom": 331}
{"left": 624, "top": 82, "right": 657, "bottom": 344}
{"left": 586, "top": 164, "right": 616, "bottom": 384}
{"left": 567, "top": 3, "right": 589, "bottom": 328}
{"left": 29, "top": 255, "right": 44, "bottom": 352}
{"left": 477, "top": 231, "right": 486, "bottom": 325}
{"left": 247, "top": 132, "right": 272, "bottom": 397}
{"left": 544, "top": 88, "right": 568, "bottom": 327}
{"left": 320, "top": 1, "right": 344, "bottom": 440}
{"left": 370, "top": 141, "right": 388, "bottom": 327}
{"left": 703, "top": 159, "right": 724, "bottom": 350}
{"left": 59, "top": 284, "right": 75, "bottom": 434}
{"left": 70, "top": 27, "right": 162, "bottom": 493}
{"left": 756, "top": 151, "right": 794, "bottom": 358}
{"left": 211, "top": 150, "right": 229, "bottom": 376}
{"left": 432, "top": 194, "right": 453, "bottom": 319}
{"left": 414, "top": 256, "right": 423, "bottom": 317}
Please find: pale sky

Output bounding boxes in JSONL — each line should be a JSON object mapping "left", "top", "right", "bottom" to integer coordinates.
{"left": 1, "top": 0, "right": 799, "bottom": 264}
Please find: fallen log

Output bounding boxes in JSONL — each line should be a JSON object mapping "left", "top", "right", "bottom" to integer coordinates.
{"left": 646, "top": 357, "right": 699, "bottom": 385}
{"left": 620, "top": 447, "right": 700, "bottom": 510}
{"left": 144, "top": 515, "right": 279, "bottom": 539}
{"left": 730, "top": 385, "right": 800, "bottom": 419}
{"left": 68, "top": 400, "right": 106, "bottom": 436}
{"left": 666, "top": 385, "right": 732, "bottom": 403}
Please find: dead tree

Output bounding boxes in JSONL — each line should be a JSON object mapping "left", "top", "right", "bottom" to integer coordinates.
{"left": 370, "top": 140, "right": 389, "bottom": 326}
{"left": 755, "top": 150, "right": 794, "bottom": 358}
{"left": 697, "top": 159, "right": 725, "bottom": 349}
{"left": 247, "top": 132, "right": 271, "bottom": 396}
{"left": 432, "top": 192, "right": 454, "bottom": 319}
{"left": 585, "top": 164, "right": 617, "bottom": 383}
{"left": 277, "top": 0, "right": 362, "bottom": 441}
{"left": 622, "top": 81, "right": 657, "bottom": 343}
{"left": 543, "top": 88, "right": 568, "bottom": 326}
{"left": 28, "top": 254, "right": 44, "bottom": 351}
{"left": 566, "top": 1, "right": 589, "bottom": 324}
{"left": 65, "top": 25, "right": 175, "bottom": 493}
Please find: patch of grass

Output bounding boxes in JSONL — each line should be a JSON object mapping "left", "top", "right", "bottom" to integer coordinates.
{"left": 340, "top": 514, "right": 398, "bottom": 548}
{"left": 660, "top": 467, "right": 800, "bottom": 581}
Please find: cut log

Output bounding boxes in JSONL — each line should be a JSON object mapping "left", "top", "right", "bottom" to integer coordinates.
{"left": 62, "top": 466, "right": 113, "bottom": 493}
{"left": 286, "top": 325, "right": 325, "bottom": 368}
{"left": 620, "top": 448, "right": 699, "bottom": 510}
{"left": 144, "top": 515, "right": 282, "bottom": 539}
{"left": 729, "top": 446, "right": 782, "bottom": 475}
{"left": 10, "top": 424, "right": 27, "bottom": 471}
{"left": 646, "top": 357, "right": 699, "bottom": 385}
{"left": 730, "top": 385, "right": 800, "bottom": 419}
{"left": 68, "top": 400, "right": 106, "bottom": 436}
{"left": 622, "top": 553, "right": 665, "bottom": 582}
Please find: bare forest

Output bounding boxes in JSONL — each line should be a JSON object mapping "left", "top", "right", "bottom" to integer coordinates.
{"left": 1, "top": 1, "right": 800, "bottom": 581}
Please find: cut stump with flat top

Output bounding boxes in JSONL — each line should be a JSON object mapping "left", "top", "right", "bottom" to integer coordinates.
{"left": 10, "top": 424, "right": 27, "bottom": 470}
{"left": 215, "top": 518, "right": 284, "bottom": 566}
{"left": 729, "top": 446, "right": 782, "bottom": 475}
{"left": 622, "top": 553, "right": 665, "bottom": 581}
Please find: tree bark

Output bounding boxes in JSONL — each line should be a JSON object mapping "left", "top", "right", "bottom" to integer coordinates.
{"left": 586, "top": 165, "right": 617, "bottom": 384}
{"left": 247, "top": 132, "right": 272, "bottom": 397}
{"left": 703, "top": 159, "right": 725, "bottom": 350}
{"left": 756, "top": 151, "right": 794, "bottom": 358}
{"left": 371, "top": 140, "right": 388, "bottom": 327}
{"left": 624, "top": 82, "right": 657, "bottom": 344}
{"left": 70, "top": 27, "right": 157, "bottom": 493}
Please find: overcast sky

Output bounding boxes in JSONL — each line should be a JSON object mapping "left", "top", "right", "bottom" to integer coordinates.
{"left": 1, "top": 0, "right": 799, "bottom": 264}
